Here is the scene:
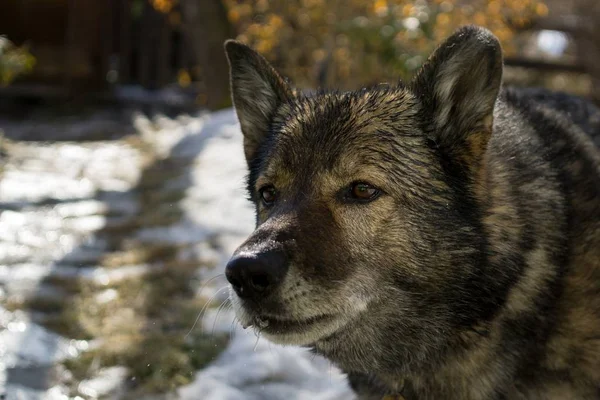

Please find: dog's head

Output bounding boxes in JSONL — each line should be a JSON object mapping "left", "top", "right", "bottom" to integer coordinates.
{"left": 224, "top": 26, "right": 503, "bottom": 372}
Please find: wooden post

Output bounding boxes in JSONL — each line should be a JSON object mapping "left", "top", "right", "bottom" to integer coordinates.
{"left": 119, "top": 0, "right": 132, "bottom": 83}
{"left": 138, "top": 1, "right": 152, "bottom": 88}
{"left": 101, "top": 0, "right": 116, "bottom": 88}
{"left": 63, "top": 0, "right": 77, "bottom": 93}
{"left": 180, "top": 0, "right": 235, "bottom": 109}
{"left": 575, "top": 0, "right": 600, "bottom": 105}
{"left": 157, "top": 12, "right": 172, "bottom": 87}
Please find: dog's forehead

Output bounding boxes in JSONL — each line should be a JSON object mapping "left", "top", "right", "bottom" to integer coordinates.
{"left": 279, "top": 86, "right": 417, "bottom": 134}
{"left": 250, "top": 87, "right": 447, "bottom": 202}
{"left": 266, "top": 87, "right": 420, "bottom": 170}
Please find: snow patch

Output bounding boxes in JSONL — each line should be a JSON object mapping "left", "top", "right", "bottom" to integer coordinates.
{"left": 179, "top": 327, "right": 353, "bottom": 400}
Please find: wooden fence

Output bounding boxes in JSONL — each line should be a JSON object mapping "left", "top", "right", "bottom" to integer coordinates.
{"left": 0, "top": 0, "right": 191, "bottom": 97}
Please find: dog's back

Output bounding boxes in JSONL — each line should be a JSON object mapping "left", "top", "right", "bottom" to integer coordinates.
{"left": 421, "top": 87, "right": 600, "bottom": 399}
{"left": 503, "top": 88, "right": 600, "bottom": 398}
{"left": 514, "top": 88, "right": 600, "bottom": 143}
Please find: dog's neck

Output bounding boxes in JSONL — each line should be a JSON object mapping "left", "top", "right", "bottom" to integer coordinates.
{"left": 311, "top": 296, "right": 513, "bottom": 399}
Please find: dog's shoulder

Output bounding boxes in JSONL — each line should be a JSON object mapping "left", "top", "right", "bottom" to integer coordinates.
{"left": 502, "top": 87, "right": 600, "bottom": 145}
{"left": 492, "top": 87, "right": 600, "bottom": 392}
{"left": 492, "top": 86, "right": 600, "bottom": 200}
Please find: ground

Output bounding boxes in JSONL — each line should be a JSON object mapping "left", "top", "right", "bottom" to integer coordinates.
{"left": 0, "top": 107, "right": 353, "bottom": 399}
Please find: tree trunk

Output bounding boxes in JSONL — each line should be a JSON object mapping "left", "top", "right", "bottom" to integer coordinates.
{"left": 180, "top": 0, "right": 234, "bottom": 110}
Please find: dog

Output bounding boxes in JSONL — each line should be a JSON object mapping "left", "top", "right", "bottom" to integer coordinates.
{"left": 223, "top": 25, "right": 600, "bottom": 399}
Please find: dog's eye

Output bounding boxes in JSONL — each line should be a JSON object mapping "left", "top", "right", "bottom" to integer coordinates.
{"left": 259, "top": 186, "right": 277, "bottom": 206}
{"left": 348, "top": 182, "right": 381, "bottom": 202}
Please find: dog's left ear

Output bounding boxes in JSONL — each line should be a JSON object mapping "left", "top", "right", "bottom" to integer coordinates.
{"left": 411, "top": 26, "right": 503, "bottom": 171}
{"left": 225, "top": 40, "right": 294, "bottom": 166}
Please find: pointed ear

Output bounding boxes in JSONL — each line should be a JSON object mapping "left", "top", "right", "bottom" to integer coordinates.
{"left": 224, "top": 40, "right": 293, "bottom": 165}
{"left": 411, "top": 26, "right": 503, "bottom": 171}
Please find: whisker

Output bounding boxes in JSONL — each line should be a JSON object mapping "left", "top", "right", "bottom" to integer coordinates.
{"left": 196, "top": 273, "right": 226, "bottom": 296}
{"left": 212, "top": 298, "right": 232, "bottom": 335}
{"left": 230, "top": 315, "right": 239, "bottom": 340}
{"left": 184, "top": 285, "right": 229, "bottom": 339}
{"left": 253, "top": 331, "right": 261, "bottom": 352}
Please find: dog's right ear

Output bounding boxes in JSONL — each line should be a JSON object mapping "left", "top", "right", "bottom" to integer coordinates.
{"left": 225, "top": 40, "right": 293, "bottom": 165}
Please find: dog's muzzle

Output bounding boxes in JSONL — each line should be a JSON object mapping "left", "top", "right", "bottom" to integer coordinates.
{"left": 225, "top": 249, "right": 289, "bottom": 301}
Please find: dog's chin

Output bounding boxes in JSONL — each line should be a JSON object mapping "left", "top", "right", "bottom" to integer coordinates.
{"left": 233, "top": 304, "right": 350, "bottom": 346}
{"left": 259, "top": 313, "right": 350, "bottom": 346}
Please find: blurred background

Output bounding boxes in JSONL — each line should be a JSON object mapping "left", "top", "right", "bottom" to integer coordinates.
{"left": 1, "top": 0, "right": 599, "bottom": 107}
{"left": 0, "top": 1, "right": 598, "bottom": 399}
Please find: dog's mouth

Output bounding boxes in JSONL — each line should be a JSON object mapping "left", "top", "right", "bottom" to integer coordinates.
{"left": 246, "top": 313, "right": 335, "bottom": 335}
{"left": 230, "top": 290, "right": 368, "bottom": 345}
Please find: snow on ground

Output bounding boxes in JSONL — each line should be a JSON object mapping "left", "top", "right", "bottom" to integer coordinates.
{"left": 141, "top": 108, "right": 353, "bottom": 400}
{"left": 173, "top": 109, "right": 353, "bottom": 400}
{"left": 179, "top": 329, "right": 351, "bottom": 400}
{"left": 0, "top": 108, "right": 354, "bottom": 399}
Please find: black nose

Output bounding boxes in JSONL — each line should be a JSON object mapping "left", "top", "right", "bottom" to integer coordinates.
{"left": 225, "top": 250, "right": 289, "bottom": 300}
